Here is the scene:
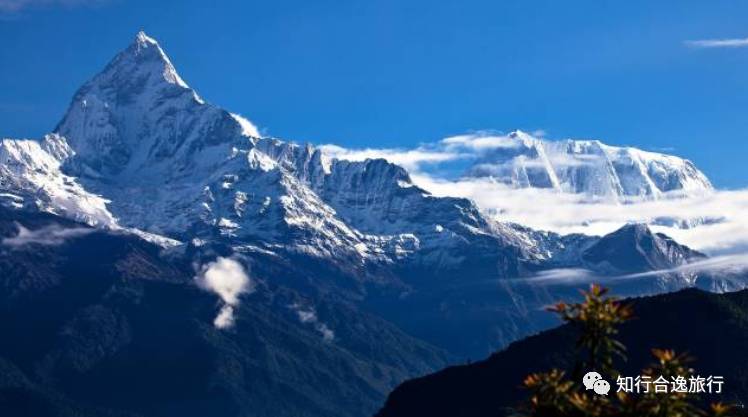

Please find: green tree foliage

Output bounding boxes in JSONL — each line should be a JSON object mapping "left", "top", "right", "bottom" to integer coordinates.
{"left": 521, "top": 284, "right": 736, "bottom": 417}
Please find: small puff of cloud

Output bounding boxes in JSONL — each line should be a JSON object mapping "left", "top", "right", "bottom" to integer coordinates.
{"left": 196, "top": 257, "right": 254, "bottom": 329}
{"left": 290, "top": 303, "right": 335, "bottom": 342}
{"left": 230, "top": 113, "right": 261, "bottom": 138}
{"left": 213, "top": 305, "right": 237, "bottom": 329}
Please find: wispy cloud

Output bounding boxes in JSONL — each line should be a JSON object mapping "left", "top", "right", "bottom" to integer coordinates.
{"left": 685, "top": 38, "right": 748, "bottom": 48}
{"left": 289, "top": 303, "right": 335, "bottom": 342}
{"left": 522, "top": 254, "right": 748, "bottom": 287}
{"left": 524, "top": 268, "right": 596, "bottom": 284}
{"left": 623, "top": 253, "right": 748, "bottom": 278}
{"left": 413, "top": 173, "right": 748, "bottom": 256}
{"left": 195, "top": 257, "right": 254, "bottom": 329}
{"left": 441, "top": 132, "right": 525, "bottom": 151}
{"left": 2, "top": 223, "right": 93, "bottom": 247}
{"left": 0, "top": 0, "right": 107, "bottom": 13}
{"left": 230, "top": 113, "right": 261, "bottom": 138}
{"left": 319, "top": 131, "right": 541, "bottom": 172}
{"left": 319, "top": 144, "right": 465, "bottom": 172}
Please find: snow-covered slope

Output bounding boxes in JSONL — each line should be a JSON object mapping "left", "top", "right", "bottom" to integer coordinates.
{"left": 55, "top": 31, "right": 253, "bottom": 176}
{"left": 0, "top": 134, "right": 115, "bottom": 226}
{"left": 466, "top": 130, "right": 712, "bottom": 199}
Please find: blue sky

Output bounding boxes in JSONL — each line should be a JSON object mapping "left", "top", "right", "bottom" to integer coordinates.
{"left": 1, "top": 0, "right": 747, "bottom": 187}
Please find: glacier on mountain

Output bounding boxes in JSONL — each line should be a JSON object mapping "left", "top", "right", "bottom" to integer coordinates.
{"left": 462, "top": 130, "right": 712, "bottom": 199}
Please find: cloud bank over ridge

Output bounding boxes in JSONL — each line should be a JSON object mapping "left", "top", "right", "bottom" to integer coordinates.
{"left": 320, "top": 131, "right": 748, "bottom": 256}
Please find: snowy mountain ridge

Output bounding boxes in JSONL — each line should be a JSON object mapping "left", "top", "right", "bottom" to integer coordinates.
{"left": 0, "top": 32, "right": 714, "bottom": 273}
{"left": 465, "top": 130, "right": 712, "bottom": 199}
{"left": 1, "top": 32, "right": 519, "bottom": 266}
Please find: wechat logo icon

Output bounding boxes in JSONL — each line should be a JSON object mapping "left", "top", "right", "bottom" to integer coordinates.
{"left": 583, "top": 371, "right": 611, "bottom": 395}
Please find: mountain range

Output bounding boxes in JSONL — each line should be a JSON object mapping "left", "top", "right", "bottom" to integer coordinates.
{"left": 0, "top": 32, "right": 745, "bottom": 417}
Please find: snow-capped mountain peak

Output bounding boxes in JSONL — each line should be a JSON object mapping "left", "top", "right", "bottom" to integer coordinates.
{"left": 33, "top": 33, "right": 482, "bottom": 262}
{"left": 54, "top": 31, "right": 259, "bottom": 178}
{"left": 466, "top": 130, "right": 712, "bottom": 199}
{"left": 131, "top": 30, "right": 190, "bottom": 88}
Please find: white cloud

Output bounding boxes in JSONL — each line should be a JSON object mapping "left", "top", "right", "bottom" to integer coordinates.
{"left": 230, "top": 113, "right": 261, "bottom": 138}
{"left": 2, "top": 223, "right": 93, "bottom": 247}
{"left": 320, "top": 131, "right": 561, "bottom": 173}
{"left": 289, "top": 303, "right": 335, "bottom": 342}
{"left": 318, "top": 144, "right": 463, "bottom": 171}
{"left": 441, "top": 133, "right": 523, "bottom": 151}
{"left": 196, "top": 257, "right": 254, "bottom": 329}
{"left": 320, "top": 131, "right": 546, "bottom": 173}
{"left": 522, "top": 254, "right": 748, "bottom": 288}
{"left": 412, "top": 173, "right": 748, "bottom": 256}
{"left": 317, "top": 323, "right": 335, "bottom": 342}
{"left": 624, "top": 253, "right": 748, "bottom": 278}
{"left": 524, "top": 268, "right": 596, "bottom": 284}
{"left": 685, "top": 38, "right": 748, "bottom": 48}
{"left": 0, "top": 0, "right": 106, "bottom": 13}
{"left": 440, "top": 132, "right": 600, "bottom": 169}
{"left": 213, "top": 305, "right": 237, "bottom": 329}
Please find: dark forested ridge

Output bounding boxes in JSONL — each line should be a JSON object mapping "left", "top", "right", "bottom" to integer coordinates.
{"left": 376, "top": 288, "right": 748, "bottom": 417}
